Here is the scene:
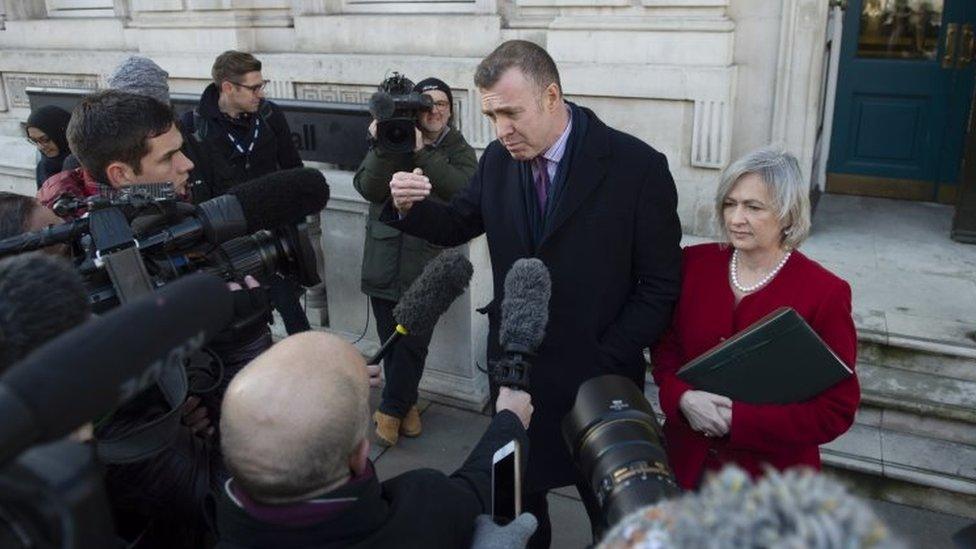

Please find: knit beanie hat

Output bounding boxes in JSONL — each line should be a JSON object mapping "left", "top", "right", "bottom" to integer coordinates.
{"left": 107, "top": 56, "right": 171, "bottom": 105}
{"left": 414, "top": 77, "right": 453, "bottom": 110}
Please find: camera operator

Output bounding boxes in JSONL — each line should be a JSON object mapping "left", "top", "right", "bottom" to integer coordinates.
{"left": 354, "top": 76, "right": 477, "bottom": 447}
{"left": 37, "top": 90, "right": 195, "bottom": 216}
{"left": 213, "top": 331, "right": 531, "bottom": 548}
{"left": 30, "top": 90, "right": 273, "bottom": 547}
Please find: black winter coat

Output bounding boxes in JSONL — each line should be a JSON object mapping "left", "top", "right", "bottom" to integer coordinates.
{"left": 181, "top": 84, "right": 303, "bottom": 184}
{"left": 212, "top": 410, "right": 527, "bottom": 548}
{"left": 382, "top": 104, "right": 682, "bottom": 492}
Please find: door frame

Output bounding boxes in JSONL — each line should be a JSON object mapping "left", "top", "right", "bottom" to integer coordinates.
{"left": 820, "top": 0, "right": 975, "bottom": 205}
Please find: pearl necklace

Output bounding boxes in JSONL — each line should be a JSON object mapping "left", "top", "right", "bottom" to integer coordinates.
{"left": 730, "top": 248, "right": 792, "bottom": 293}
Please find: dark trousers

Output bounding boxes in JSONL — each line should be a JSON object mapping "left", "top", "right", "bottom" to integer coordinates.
{"left": 524, "top": 479, "right": 605, "bottom": 549}
{"left": 269, "top": 274, "right": 310, "bottom": 335}
{"left": 371, "top": 296, "right": 434, "bottom": 418}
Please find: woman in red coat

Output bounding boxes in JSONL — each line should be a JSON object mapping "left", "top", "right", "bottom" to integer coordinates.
{"left": 651, "top": 146, "right": 860, "bottom": 490}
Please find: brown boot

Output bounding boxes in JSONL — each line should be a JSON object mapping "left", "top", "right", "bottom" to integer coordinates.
{"left": 400, "top": 406, "right": 422, "bottom": 438}
{"left": 373, "top": 410, "right": 400, "bottom": 447}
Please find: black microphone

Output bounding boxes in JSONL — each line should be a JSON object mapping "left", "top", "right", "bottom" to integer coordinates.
{"left": 367, "top": 250, "right": 474, "bottom": 365}
{"left": 491, "top": 258, "right": 552, "bottom": 390}
{"left": 0, "top": 218, "right": 89, "bottom": 258}
{"left": 140, "top": 167, "right": 330, "bottom": 250}
{"left": 0, "top": 272, "right": 234, "bottom": 466}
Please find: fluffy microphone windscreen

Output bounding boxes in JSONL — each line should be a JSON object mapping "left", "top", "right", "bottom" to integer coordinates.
{"left": 0, "top": 253, "right": 90, "bottom": 373}
{"left": 393, "top": 250, "right": 473, "bottom": 334}
{"left": 228, "top": 167, "right": 330, "bottom": 231}
{"left": 368, "top": 91, "right": 396, "bottom": 121}
{"left": 499, "top": 258, "right": 551, "bottom": 354}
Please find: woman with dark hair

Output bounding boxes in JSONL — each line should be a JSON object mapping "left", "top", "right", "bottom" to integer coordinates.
{"left": 23, "top": 105, "right": 72, "bottom": 188}
{"left": 0, "top": 191, "right": 66, "bottom": 255}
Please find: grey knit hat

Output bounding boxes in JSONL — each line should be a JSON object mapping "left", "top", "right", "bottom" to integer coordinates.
{"left": 107, "top": 56, "right": 171, "bottom": 105}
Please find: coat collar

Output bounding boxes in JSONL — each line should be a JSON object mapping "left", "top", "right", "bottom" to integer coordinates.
{"left": 539, "top": 103, "right": 610, "bottom": 249}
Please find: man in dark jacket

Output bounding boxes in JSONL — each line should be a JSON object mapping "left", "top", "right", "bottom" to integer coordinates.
{"left": 182, "top": 50, "right": 309, "bottom": 334}
{"left": 385, "top": 41, "right": 682, "bottom": 547}
{"left": 353, "top": 76, "right": 477, "bottom": 447}
{"left": 181, "top": 50, "right": 302, "bottom": 183}
{"left": 214, "top": 331, "right": 533, "bottom": 549}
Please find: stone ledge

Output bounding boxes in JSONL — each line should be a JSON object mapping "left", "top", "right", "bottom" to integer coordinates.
{"left": 859, "top": 363, "right": 976, "bottom": 425}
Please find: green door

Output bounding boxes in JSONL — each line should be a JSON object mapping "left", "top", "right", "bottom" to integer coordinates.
{"left": 828, "top": 0, "right": 976, "bottom": 203}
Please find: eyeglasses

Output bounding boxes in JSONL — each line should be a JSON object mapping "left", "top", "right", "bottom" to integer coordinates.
{"left": 232, "top": 80, "right": 270, "bottom": 94}
{"left": 431, "top": 100, "right": 451, "bottom": 111}
{"left": 25, "top": 134, "right": 52, "bottom": 146}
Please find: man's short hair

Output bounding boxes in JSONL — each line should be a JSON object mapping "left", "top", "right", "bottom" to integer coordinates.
{"left": 212, "top": 50, "right": 262, "bottom": 86}
{"left": 0, "top": 252, "right": 90, "bottom": 373}
{"left": 66, "top": 90, "right": 176, "bottom": 184}
{"left": 0, "top": 192, "right": 39, "bottom": 241}
{"left": 474, "top": 40, "right": 562, "bottom": 96}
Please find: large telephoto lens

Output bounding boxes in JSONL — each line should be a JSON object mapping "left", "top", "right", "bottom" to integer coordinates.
{"left": 562, "top": 375, "right": 680, "bottom": 528}
{"left": 204, "top": 223, "right": 320, "bottom": 286}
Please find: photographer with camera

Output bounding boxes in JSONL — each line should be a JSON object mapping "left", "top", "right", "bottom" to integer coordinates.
{"left": 354, "top": 75, "right": 477, "bottom": 447}
{"left": 213, "top": 331, "right": 531, "bottom": 548}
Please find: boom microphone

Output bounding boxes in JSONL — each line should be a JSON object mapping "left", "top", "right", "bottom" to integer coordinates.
{"left": 0, "top": 272, "right": 234, "bottom": 466}
{"left": 367, "top": 250, "right": 474, "bottom": 365}
{"left": 228, "top": 166, "right": 330, "bottom": 231}
{"left": 492, "top": 258, "right": 552, "bottom": 390}
{"left": 139, "top": 167, "right": 331, "bottom": 250}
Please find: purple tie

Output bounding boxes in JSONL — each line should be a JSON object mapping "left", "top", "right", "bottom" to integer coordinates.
{"left": 534, "top": 156, "right": 551, "bottom": 212}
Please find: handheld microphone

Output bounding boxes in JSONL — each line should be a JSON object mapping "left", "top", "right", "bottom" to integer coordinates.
{"left": 139, "top": 167, "right": 331, "bottom": 250}
{"left": 0, "top": 272, "right": 234, "bottom": 466}
{"left": 491, "top": 258, "right": 552, "bottom": 391}
{"left": 367, "top": 250, "right": 474, "bottom": 365}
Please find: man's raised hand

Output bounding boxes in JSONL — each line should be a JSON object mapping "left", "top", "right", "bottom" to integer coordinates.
{"left": 389, "top": 168, "right": 431, "bottom": 214}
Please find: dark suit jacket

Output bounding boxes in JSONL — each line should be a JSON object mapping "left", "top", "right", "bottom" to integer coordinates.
{"left": 382, "top": 104, "right": 682, "bottom": 491}
{"left": 213, "top": 411, "right": 528, "bottom": 549}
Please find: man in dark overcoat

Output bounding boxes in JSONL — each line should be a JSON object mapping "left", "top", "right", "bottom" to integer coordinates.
{"left": 382, "top": 40, "right": 682, "bottom": 547}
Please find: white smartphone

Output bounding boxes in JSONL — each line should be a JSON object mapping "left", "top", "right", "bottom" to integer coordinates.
{"left": 491, "top": 439, "right": 522, "bottom": 525}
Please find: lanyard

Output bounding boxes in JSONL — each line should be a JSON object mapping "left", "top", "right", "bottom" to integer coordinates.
{"left": 225, "top": 116, "right": 261, "bottom": 170}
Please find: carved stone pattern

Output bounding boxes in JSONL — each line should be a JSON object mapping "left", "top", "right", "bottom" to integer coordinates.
{"left": 266, "top": 80, "right": 296, "bottom": 100}
{"left": 4, "top": 73, "right": 99, "bottom": 109}
{"left": 294, "top": 82, "right": 374, "bottom": 104}
{"left": 691, "top": 99, "right": 728, "bottom": 169}
{"left": 293, "top": 82, "right": 494, "bottom": 149}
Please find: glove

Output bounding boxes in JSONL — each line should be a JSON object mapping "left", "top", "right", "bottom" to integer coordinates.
{"left": 470, "top": 513, "right": 538, "bottom": 549}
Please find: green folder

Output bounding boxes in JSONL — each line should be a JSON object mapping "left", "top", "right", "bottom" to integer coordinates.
{"left": 675, "top": 307, "right": 853, "bottom": 404}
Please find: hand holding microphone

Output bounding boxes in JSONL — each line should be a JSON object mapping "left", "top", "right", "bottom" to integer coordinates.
{"left": 390, "top": 168, "right": 431, "bottom": 214}
{"left": 490, "top": 258, "right": 552, "bottom": 392}
{"left": 366, "top": 249, "right": 474, "bottom": 375}
{"left": 496, "top": 387, "right": 533, "bottom": 430}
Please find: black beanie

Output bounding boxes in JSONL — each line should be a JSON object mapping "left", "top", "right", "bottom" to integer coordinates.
{"left": 26, "top": 105, "right": 71, "bottom": 154}
{"left": 414, "top": 77, "right": 453, "bottom": 111}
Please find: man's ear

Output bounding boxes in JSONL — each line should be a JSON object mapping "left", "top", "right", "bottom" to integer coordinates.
{"left": 104, "top": 161, "right": 133, "bottom": 188}
{"left": 349, "top": 438, "right": 370, "bottom": 476}
{"left": 220, "top": 80, "right": 235, "bottom": 96}
{"left": 544, "top": 83, "right": 561, "bottom": 112}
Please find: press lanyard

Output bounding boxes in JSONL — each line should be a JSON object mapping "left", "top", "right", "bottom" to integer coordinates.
{"left": 225, "top": 116, "right": 261, "bottom": 170}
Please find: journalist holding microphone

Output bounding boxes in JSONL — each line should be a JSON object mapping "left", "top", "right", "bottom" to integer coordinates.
{"left": 651, "top": 146, "right": 861, "bottom": 489}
